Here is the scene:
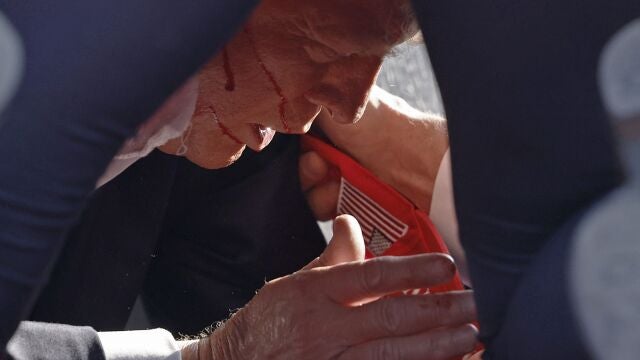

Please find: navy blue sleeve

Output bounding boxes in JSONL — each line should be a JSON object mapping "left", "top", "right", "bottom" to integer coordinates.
{"left": 411, "top": 0, "right": 639, "bottom": 358}
{"left": 0, "top": 0, "right": 258, "bottom": 351}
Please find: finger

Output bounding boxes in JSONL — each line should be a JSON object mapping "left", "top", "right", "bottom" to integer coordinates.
{"left": 306, "top": 180, "right": 340, "bottom": 220}
{"left": 316, "top": 253, "right": 456, "bottom": 304}
{"left": 303, "top": 215, "right": 365, "bottom": 270}
{"left": 345, "top": 291, "right": 477, "bottom": 342}
{"left": 336, "top": 324, "right": 478, "bottom": 360}
{"left": 299, "top": 151, "right": 329, "bottom": 192}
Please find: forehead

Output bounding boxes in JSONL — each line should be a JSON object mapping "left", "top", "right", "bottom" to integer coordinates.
{"left": 259, "top": 0, "right": 416, "bottom": 56}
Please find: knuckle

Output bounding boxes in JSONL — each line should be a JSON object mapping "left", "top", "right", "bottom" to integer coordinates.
{"left": 361, "top": 260, "right": 386, "bottom": 293}
{"left": 427, "top": 294, "right": 455, "bottom": 320}
{"left": 430, "top": 325, "right": 477, "bottom": 360}
{"left": 267, "top": 272, "right": 313, "bottom": 299}
{"left": 428, "top": 292, "right": 475, "bottom": 326}
{"left": 450, "top": 296, "right": 473, "bottom": 323}
{"left": 257, "top": 280, "right": 277, "bottom": 298}
{"left": 287, "top": 272, "right": 315, "bottom": 293}
{"left": 375, "top": 300, "right": 403, "bottom": 335}
{"left": 374, "top": 341, "right": 402, "bottom": 360}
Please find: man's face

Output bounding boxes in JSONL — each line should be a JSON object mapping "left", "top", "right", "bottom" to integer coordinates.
{"left": 162, "top": 0, "right": 416, "bottom": 168}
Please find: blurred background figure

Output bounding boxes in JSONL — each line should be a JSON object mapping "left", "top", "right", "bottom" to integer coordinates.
{"left": 571, "top": 18, "right": 640, "bottom": 360}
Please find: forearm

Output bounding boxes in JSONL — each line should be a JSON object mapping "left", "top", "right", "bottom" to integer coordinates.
{"left": 179, "top": 321, "right": 243, "bottom": 360}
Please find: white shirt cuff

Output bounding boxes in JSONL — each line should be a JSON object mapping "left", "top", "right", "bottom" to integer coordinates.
{"left": 98, "top": 328, "right": 181, "bottom": 360}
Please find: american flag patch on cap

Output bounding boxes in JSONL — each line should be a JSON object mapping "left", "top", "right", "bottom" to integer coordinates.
{"left": 337, "top": 178, "right": 409, "bottom": 255}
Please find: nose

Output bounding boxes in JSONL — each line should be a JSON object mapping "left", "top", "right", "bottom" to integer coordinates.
{"left": 305, "top": 55, "right": 383, "bottom": 124}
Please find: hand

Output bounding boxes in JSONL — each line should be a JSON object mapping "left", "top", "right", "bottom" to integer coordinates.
{"left": 299, "top": 150, "right": 341, "bottom": 221}
{"left": 185, "top": 215, "right": 478, "bottom": 360}
{"left": 301, "top": 85, "right": 449, "bottom": 219}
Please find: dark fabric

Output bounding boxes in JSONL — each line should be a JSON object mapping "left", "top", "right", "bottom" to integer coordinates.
{"left": 6, "top": 322, "right": 105, "bottom": 360}
{"left": 143, "top": 136, "right": 327, "bottom": 335}
{"left": 412, "top": 1, "right": 639, "bottom": 358}
{"left": 0, "top": 0, "right": 259, "bottom": 351}
{"left": 30, "top": 135, "right": 327, "bottom": 335}
{"left": 30, "top": 151, "right": 179, "bottom": 330}
{"left": 498, "top": 210, "right": 592, "bottom": 359}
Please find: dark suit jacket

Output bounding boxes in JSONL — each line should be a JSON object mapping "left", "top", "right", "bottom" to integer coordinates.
{"left": 30, "top": 135, "right": 326, "bottom": 335}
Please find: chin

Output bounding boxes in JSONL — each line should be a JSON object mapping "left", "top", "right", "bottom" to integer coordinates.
{"left": 187, "top": 146, "right": 246, "bottom": 169}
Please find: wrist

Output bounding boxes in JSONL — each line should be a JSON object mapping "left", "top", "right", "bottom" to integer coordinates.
{"left": 206, "top": 317, "right": 245, "bottom": 360}
{"left": 178, "top": 340, "right": 200, "bottom": 360}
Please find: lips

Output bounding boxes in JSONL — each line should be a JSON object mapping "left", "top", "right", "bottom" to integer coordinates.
{"left": 250, "top": 124, "right": 276, "bottom": 150}
{"left": 228, "top": 123, "right": 276, "bottom": 151}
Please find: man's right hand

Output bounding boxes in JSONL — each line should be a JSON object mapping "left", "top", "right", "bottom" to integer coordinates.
{"left": 186, "top": 215, "right": 478, "bottom": 360}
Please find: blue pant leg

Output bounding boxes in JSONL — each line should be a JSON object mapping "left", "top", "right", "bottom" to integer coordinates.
{"left": 0, "top": 0, "right": 258, "bottom": 350}
{"left": 412, "top": 0, "right": 639, "bottom": 357}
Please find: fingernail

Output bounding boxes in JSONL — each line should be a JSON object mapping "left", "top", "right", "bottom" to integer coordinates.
{"left": 454, "top": 324, "right": 479, "bottom": 352}
{"left": 440, "top": 254, "right": 457, "bottom": 274}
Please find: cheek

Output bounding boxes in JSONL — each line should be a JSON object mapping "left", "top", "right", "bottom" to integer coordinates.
{"left": 197, "top": 66, "right": 275, "bottom": 126}
{"left": 277, "top": 54, "right": 325, "bottom": 98}
{"left": 254, "top": 30, "right": 326, "bottom": 103}
{"left": 287, "top": 95, "right": 323, "bottom": 131}
{"left": 267, "top": 55, "right": 326, "bottom": 129}
{"left": 229, "top": 59, "right": 322, "bottom": 129}
{"left": 195, "top": 30, "right": 326, "bottom": 130}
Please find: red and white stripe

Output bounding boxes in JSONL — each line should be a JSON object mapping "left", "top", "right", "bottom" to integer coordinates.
{"left": 337, "top": 178, "right": 408, "bottom": 243}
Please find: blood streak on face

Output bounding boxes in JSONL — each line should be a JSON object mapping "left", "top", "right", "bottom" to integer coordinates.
{"left": 208, "top": 106, "right": 243, "bottom": 145}
{"left": 244, "top": 27, "right": 291, "bottom": 133}
{"left": 222, "top": 47, "right": 235, "bottom": 92}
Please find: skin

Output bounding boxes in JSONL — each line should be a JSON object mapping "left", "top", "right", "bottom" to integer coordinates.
{"left": 156, "top": 0, "right": 479, "bottom": 358}
{"left": 299, "top": 85, "right": 472, "bottom": 283}
{"left": 161, "top": 0, "right": 418, "bottom": 169}
{"left": 182, "top": 215, "right": 478, "bottom": 360}
{"left": 301, "top": 85, "right": 449, "bottom": 218}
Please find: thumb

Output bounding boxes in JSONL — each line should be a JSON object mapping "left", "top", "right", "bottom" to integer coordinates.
{"left": 303, "top": 215, "right": 366, "bottom": 270}
{"left": 300, "top": 150, "right": 340, "bottom": 220}
{"left": 299, "top": 151, "right": 329, "bottom": 192}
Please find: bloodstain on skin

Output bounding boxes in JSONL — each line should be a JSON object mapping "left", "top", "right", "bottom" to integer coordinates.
{"left": 244, "top": 27, "right": 291, "bottom": 132}
{"left": 208, "top": 106, "right": 243, "bottom": 145}
{"left": 222, "top": 47, "right": 235, "bottom": 92}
